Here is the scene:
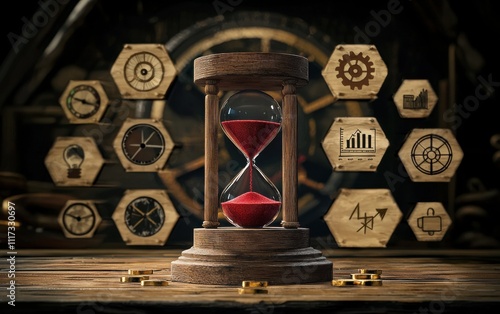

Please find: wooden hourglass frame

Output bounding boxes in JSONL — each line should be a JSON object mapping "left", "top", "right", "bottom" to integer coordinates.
{"left": 170, "top": 52, "right": 333, "bottom": 285}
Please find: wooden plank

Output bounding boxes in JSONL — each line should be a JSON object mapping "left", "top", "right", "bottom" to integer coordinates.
{"left": 5, "top": 251, "right": 500, "bottom": 308}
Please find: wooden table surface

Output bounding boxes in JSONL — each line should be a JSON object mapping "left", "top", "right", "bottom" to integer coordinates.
{"left": 2, "top": 249, "right": 500, "bottom": 313}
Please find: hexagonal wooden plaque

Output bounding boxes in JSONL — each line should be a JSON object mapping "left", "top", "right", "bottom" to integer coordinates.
{"left": 407, "top": 202, "right": 452, "bottom": 241}
{"left": 322, "top": 44, "right": 388, "bottom": 100}
{"left": 321, "top": 117, "right": 389, "bottom": 171}
{"left": 58, "top": 200, "right": 102, "bottom": 238}
{"left": 44, "top": 137, "right": 104, "bottom": 186}
{"left": 112, "top": 189, "right": 179, "bottom": 246}
{"left": 59, "top": 80, "right": 110, "bottom": 124}
{"left": 398, "top": 128, "right": 463, "bottom": 182}
{"left": 324, "top": 188, "right": 402, "bottom": 247}
{"left": 113, "top": 118, "right": 175, "bottom": 172}
{"left": 110, "top": 44, "right": 177, "bottom": 99}
{"left": 393, "top": 80, "right": 438, "bottom": 118}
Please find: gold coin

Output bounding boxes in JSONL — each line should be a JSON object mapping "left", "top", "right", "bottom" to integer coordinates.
{"left": 128, "top": 269, "right": 153, "bottom": 275}
{"left": 120, "top": 276, "right": 149, "bottom": 282}
{"left": 332, "top": 279, "right": 357, "bottom": 286}
{"left": 358, "top": 269, "right": 383, "bottom": 275}
{"left": 332, "top": 279, "right": 383, "bottom": 286}
{"left": 351, "top": 273, "right": 381, "bottom": 280}
{"left": 237, "top": 288, "right": 268, "bottom": 294}
{"left": 242, "top": 281, "right": 268, "bottom": 288}
{"left": 354, "top": 279, "right": 383, "bottom": 286}
{"left": 141, "top": 279, "right": 168, "bottom": 286}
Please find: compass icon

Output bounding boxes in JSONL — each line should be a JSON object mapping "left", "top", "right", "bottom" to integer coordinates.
{"left": 411, "top": 134, "right": 453, "bottom": 175}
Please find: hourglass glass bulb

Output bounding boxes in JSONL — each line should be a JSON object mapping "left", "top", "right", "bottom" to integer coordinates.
{"left": 219, "top": 89, "right": 282, "bottom": 228}
{"left": 220, "top": 89, "right": 282, "bottom": 161}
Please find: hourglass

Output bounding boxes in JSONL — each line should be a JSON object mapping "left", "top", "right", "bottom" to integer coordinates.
{"left": 219, "top": 90, "right": 282, "bottom": 228}
{"left": 171, "top": 52, "right": 333, "bottom": 285}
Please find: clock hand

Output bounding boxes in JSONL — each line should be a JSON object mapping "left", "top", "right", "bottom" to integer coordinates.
{"left": 144, "top": 144, "right": 163, "bottom": 149}
{"left": 131, "top": 204, "right": 146, "bottom": 215}
{"left": 132, "top": 217, "right": 145, "bottom": 229}
{"left": 130, "top": 147, "right": 143, "bottom": 160}
{"left": 146, "top": 205, "right": 159, "bottom": 216}
{"left": 65, "top": 213, "right": 81, "bottom": 220}
{"left": 142, "top": 131, "right": 156, "bottom": 145}
{"left": 145, "top": 205, "right": 160, "bottom": 226}
{"left": 141, "top": 129, "right": 145, "bottom": 143}
{"left": 73, "top": 97, "right": 98, "bottom": 106}
{"left": 146, "top": 216, "right": 158, "bottom": 226}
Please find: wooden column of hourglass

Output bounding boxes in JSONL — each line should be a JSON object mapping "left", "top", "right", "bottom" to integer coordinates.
{"left": 170, "top": 52, "right": 333, "bottom": 285}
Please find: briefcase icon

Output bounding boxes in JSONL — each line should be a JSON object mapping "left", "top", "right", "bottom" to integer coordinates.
{"left": 417, "top": 208, "right": 442, "bottom": 236}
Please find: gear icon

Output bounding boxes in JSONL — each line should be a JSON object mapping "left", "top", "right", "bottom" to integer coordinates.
{"left": 335, "top": 51, "right": 375, "bottom": 90}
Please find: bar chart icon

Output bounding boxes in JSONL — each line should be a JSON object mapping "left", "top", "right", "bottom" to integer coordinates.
{"left": 340, "top": 128, "right": 376, "bottom": 157}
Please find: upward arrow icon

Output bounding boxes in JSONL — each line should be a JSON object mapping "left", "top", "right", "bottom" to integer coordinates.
{"left": 349, "top": 204, "right": 389, "bottom": 234}
{"left": 376, "top": 208, "right": 387, "bottom": 220}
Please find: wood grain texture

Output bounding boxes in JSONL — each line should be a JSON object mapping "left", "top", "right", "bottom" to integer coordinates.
{"left": 6, "top": 249, "right": 500, "bottom": 313}
{"left": 171, "top": 227, "right": 333, "bottom": 285}
{"left": 323, "top": 189, "right": 402, "bottom": 248}
{"left": 398, "top": 128, "right": 463, "bottom": 182}
{"left": 194, "top": 52, "right": 309, "bottom": 91}
{"left": 321, "top": 117, "right": 389, "bottom": 172}
{"left": 109, "top": 44, "right": 177, "bottom": 99}
{"left": 322, "top": 44, "right": 387, "bottom": 100}
{"left": 393, "top": 79, "right": 439, "bottom": 118}
{"left": 44, "top": 137, "right": 104, "bottom": 186}
{"left": 202, "top": 81, "right": 220, "bottom": 228}
{"left": 281, "top": 82, "right": 299, "bottom": 228}
{"left": 407, "top": 202, "right": 453, "bottom": 241}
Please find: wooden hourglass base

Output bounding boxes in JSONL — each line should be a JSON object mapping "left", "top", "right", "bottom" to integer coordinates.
{"left": 170, "top": 227, "right": 333, "bottom": 285}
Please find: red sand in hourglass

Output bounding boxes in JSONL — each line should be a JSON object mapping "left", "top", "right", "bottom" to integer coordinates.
{"left": 221, "top": 191, "right": 281, "bottom": 228}
{"left": 221, "top": 120, "right": 281, "bottom": 160}
{"left": 220, "top": 119, "right": 281, "bottom": 227}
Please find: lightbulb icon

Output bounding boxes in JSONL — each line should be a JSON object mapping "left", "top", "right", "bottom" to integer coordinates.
{"left": 63, "top": 144, "right": 85, "bottom": 178}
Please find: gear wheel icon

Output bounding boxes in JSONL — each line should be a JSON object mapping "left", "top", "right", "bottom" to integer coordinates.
{"left": 335, "top": 51, "right": 375, "bottom": 90}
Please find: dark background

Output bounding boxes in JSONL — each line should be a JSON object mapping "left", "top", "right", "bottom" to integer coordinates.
{"left": 1, "top": 0, "right": 499, "bottom": 250}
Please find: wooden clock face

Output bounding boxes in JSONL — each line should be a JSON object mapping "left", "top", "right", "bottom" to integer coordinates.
{"left": 66, "top": 84, "right": 101, "bottom": 119}
{"left": 60, "top": 202, "right": 100, "bottom": 237}
{"left": 112, "top": 189, "right": 180, "bottom": 245}
{"left": 159, "top": 11, "right": 371, "bottom": 224}
{"left": 124, "top": 196, "right": 165, "bottom": 237}
{"left": 124, "top": 52, "right": 165, "bottom": 91}
{"left": 121, "top": 124, "right": 166, "bottom": 165}
{"left": 59, "top": 80, "right": 110, "bottom": 124}
{"left": 62, "top": 203, "right": 96, "bottom": 236}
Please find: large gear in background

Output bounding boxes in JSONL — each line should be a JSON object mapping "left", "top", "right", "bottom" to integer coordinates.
{"left": 335, "top": 51, "right": 375, "bottom": 90}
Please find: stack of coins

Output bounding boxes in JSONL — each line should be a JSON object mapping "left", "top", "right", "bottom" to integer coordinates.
{"left": 119, "top": 269, "right": 169, "bottom": 286}
{"left": 331, "top": 269, "right": 383, "bottom": 287}
{"left": 237, "top": 281, "right": 269, "bottom": 294}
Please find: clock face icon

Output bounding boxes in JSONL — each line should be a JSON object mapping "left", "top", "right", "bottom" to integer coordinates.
{"left": 66, "top": 84, "right": 101, "bottom": 119}
{"left": 61, "top": 203, "right": 97, "bottom": 236}
{"left": 124, "top": 196, "right": 165, "bottom": 237}
{"left": 124, "top": 52, "right": 164, "bottom": 91}
{"left": 121, "top": 124, "right": 166, "bottom": 165}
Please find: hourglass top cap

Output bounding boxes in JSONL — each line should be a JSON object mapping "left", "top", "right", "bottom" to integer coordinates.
{"left": 194, "top": 52, "right": 309, "bottom": 91}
